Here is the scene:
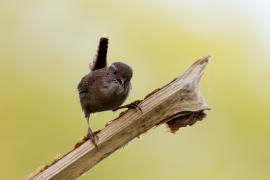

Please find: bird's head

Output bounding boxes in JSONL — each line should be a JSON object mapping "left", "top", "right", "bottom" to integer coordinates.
{"left": 107, "top": 62, "right": 133, "bottom": 88}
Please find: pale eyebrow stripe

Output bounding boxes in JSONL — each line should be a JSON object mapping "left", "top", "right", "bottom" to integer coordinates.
{"left": 111, "top": 64, "right": 117, "bottom": 71}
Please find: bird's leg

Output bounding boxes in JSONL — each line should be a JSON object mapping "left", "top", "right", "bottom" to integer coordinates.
{"left": 86, "top": 115, "right": 99, "bottom": 149}
{"left": 112, "top": 100, "right": 143, "bottom": 113}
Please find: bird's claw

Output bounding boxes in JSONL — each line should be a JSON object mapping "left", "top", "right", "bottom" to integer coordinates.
{"left": 87, "top": 130, "right": 99, "bottom": 150}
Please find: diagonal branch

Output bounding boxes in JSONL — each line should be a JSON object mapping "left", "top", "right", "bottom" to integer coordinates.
{"left": 27, "top": 56, "right": 211, "bottom": 180}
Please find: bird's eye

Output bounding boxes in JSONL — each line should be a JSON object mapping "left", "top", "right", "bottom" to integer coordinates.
{"left": 113, "top": 71, "right": 117, "bottom": 75}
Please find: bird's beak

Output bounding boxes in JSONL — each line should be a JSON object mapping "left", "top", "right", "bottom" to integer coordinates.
{"left": 116, "top": 78, "right": 124, "bottom": 86}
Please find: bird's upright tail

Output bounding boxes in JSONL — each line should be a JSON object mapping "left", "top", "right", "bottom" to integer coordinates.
{"left": 90, "top": 37, "right": 109, "bottom": 71}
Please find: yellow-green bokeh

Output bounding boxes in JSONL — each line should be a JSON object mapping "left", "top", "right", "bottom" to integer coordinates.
{"left": 1, "top": 0, "right": 270, "bottom": 179}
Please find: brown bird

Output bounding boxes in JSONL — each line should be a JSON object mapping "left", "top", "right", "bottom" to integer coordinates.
{"left": 77, "top": 37, "right": 137, "bottom": 147}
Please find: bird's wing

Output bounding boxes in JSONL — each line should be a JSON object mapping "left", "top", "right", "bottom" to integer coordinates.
{"left": 77, "top": 76, "right": 89, "bottom": 94}
{"left": 78, "top": 68, "right": 106, "bottom": 94}
{"left": 89, "top": 37, "right": 109, "bottom": 71}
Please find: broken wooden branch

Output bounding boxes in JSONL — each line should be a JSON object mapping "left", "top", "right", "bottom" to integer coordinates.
{"left": 27, "top": 56, "right": 210, "bottom": 180}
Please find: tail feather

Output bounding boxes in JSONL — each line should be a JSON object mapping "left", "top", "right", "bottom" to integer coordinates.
{"left": 90, "top": 37, "right": 109, "bottom": 71}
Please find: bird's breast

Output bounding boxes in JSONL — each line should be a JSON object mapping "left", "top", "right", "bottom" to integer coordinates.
{"left": 88, "top": 81, "right": 129, "bottom": 112}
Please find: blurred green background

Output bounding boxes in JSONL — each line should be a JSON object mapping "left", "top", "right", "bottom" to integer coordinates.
{"left": 1, "top": 0, "right": 270, "bottom": 179}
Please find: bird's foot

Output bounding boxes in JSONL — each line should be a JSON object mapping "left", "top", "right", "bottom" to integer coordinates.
{"left": 87, "top": 130, "right": 99, "bottom": 150}
{"left": 113, "top": 100, "right": 143, "bottom": 113}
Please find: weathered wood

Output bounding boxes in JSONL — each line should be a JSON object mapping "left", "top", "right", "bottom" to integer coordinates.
{"left": 27, "top": 56, "right": 210, "bottom": 180}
